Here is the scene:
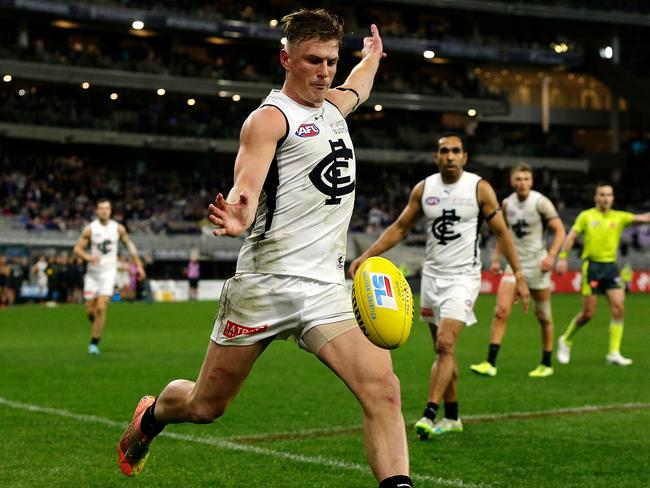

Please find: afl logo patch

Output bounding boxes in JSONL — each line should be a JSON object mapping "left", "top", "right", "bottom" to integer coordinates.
{"left": 296, "top": 123, "right": 320, "bottom": 137}
{"left": 425, "top": 196, "right": 440, "bottom": 206}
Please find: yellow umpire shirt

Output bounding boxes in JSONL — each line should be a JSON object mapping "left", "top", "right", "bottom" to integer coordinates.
{"left": 572, "top": 208, "right": 635, "bottom": 262}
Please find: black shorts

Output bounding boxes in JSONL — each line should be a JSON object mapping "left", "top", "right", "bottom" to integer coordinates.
{"left": 189, "top": 278, "right": 199, "bottom": 289}
{"left": 581, "top": 261, "right": 622, "bottom": 296}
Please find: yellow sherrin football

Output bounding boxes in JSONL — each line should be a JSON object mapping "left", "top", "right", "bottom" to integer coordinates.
{"left": 351, "top": 256, "right": 414, "bottom": 349}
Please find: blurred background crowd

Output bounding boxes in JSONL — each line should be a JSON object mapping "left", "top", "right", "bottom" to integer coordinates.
{"left": 1, "top": 0, "right": 649, "bottom": 304}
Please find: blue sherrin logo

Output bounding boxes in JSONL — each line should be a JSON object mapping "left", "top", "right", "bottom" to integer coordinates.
{"left": 371, "top": 273, "right": 398, "bottom": 310}
{"left": 296, "top": 123, "right": 320, "bottom": 137}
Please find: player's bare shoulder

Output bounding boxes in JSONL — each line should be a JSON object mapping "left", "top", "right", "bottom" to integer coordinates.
{"left": 75, "top": 224, "right": 92, "bottom": 246}
{"left": 241, "top": 105, "right": 288, "bottom": 144}
{"left": 477, "top": 178, "right": 498, "bottom": 206}
{"left": 117, "top": 222, "right": 129, "bottom": 240}
{"left": 409, "top": 180, "right": 426, "bottom": 209}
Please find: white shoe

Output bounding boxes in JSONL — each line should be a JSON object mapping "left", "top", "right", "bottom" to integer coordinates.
{"left": 557, "top": 336, "right": 571, "bottom": 364}
{"left": 431, "top": 417, "right": 463, "bottom": 435}
{"left": 606, "top": 352, "right": 632, "bottom": 366}
{"left": 88, "top": 344, "right": 101, "bottom": 355}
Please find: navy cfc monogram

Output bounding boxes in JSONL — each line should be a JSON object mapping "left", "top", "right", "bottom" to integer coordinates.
{"left": 309, "top": 139, "right": 355, "bottom": 205}
{"left": 511, "top": 219, "right": 530, "bottom": 239}
{"left": 432, "top": 209, "right": 461, "bottom": 245}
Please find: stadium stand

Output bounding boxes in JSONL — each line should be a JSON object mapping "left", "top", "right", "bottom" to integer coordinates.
{"left": 1, "top": 0, "right": 649, "bottom": 303}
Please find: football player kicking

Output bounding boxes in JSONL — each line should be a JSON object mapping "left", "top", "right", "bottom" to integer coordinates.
{"left": 118, "top": 10, "right": 413, "bottom": 488}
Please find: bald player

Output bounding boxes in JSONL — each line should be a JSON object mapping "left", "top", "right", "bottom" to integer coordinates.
{"left": 350, "top": 133, "right": 530, "bottom": 440}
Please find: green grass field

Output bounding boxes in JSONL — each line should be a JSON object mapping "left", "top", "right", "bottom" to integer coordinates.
{"left": 2, "top": 294, "right": 649, "bottom": 487}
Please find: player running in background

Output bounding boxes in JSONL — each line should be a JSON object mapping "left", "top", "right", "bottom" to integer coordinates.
{"left": 73, "top": 199, "right": 145, "bottom": 354}
{"left": 470, "top": 163, "right": 565, "bottom": 378}
{"left": 349, "top": 133, "right": 530, "bottom": 440}
{"left": 118, "top": 10, "right": 414, "bottom": 488}
{"left": 556, "top": 183, "right": 650, "bottom": 366}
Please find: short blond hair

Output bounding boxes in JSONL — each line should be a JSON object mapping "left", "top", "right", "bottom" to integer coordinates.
{"left": 510, "top": 163, "right": 533, "bottom": 177}
{"left": 281, "top": 8, "right": 344, "bottom": 48}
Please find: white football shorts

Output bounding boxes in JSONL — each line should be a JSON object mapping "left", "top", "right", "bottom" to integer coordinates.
{"left": 211, "top": 273, "right": 355, "bottom": 351}
{"left": 84, "top": 268, "right": 117, "bottom": 299}
{"left": 420, "top": 273, "right": 481, "bottom": 326}
{"left": 503, "top": 252, "right": 551, "bottom": 290}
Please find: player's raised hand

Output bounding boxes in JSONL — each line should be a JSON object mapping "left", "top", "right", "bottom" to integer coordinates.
{"left": 209, "top": 192, "right": 251, "bottom": 237}
{"left": 362, "top": 24, "right": 386, "bottom": 60}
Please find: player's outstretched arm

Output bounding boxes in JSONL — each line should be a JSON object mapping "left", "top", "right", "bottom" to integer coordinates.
{"left": 632, "top": 212, "right": 650, "bottom": 224}
{"left": 328, "top": 24, "right": 385, "bottom": 116}
{"left": 73, "top": 226, "right": 99, "bottom": 265}
{"left": 349, "top": 180, "right": 424, "bottom": 278}
{"left": 119, "top": 224, "right": 146, "bottom": 280}
{"left": 480, "top": 180, "right": 530, "bottom": 313}
{"left": 209, "top": 106, "right": 286, "bottom": 237}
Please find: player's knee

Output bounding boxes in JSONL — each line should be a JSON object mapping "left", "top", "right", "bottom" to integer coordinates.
{"left": 535, "top": 311, "right": 549, "bottom": 326}
{"left": 359, "top": 370, "right": 401, "bottom": 413}
{"left": 494, "top": 304, "right": 510, "bottom": 322}
{"left": 535, "top": 301, "right": 552, "bottom": 325}
{"left": 188, "top": 399, "right": 228, "bottom": 424}
{"left": 451, "top": 366, "right": 459, "bottom": 381}
{"left": 434, "top": 335, "right": 456, "bottom": 357}
{"left": 611, "top": 304, "right": 624, "bottom": 320}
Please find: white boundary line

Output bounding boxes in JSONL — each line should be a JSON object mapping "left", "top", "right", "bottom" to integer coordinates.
{"left": 0, "top": 396, "right": 482, "bottom": 488}
{"left": 223, "top": 402, "right": 650, "bottom": 442}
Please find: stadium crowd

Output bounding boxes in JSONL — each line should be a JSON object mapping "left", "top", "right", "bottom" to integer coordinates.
{"left": 0, "top": 251, "right": 147, "bottom": 307}
{"left": 0, "top": 253, "right": 81, "bottom": 306}
{"left": 0, "top": 151, "right": 222, "bottom": 234}
{"left": 3, "top": 144, "right": 649, "bottom": 245}
{"left": 0, "top": 80, "right": 583, "bottom": 159}
{"left": 0, "top": 22, "right": 496, "bottom": 99}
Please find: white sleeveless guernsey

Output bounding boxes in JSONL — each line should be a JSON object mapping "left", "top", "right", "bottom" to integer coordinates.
{"left": 421, "top": 171, "right": 482, "bottom": 278}
{"left": 88, "top": 219, "right": 120, "bottom": 272}
{"left": 504, "top": 190, "right": 558, "bottom": 262}
{"left": 236, "top": 90, "right": 356, "bottom": 284}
